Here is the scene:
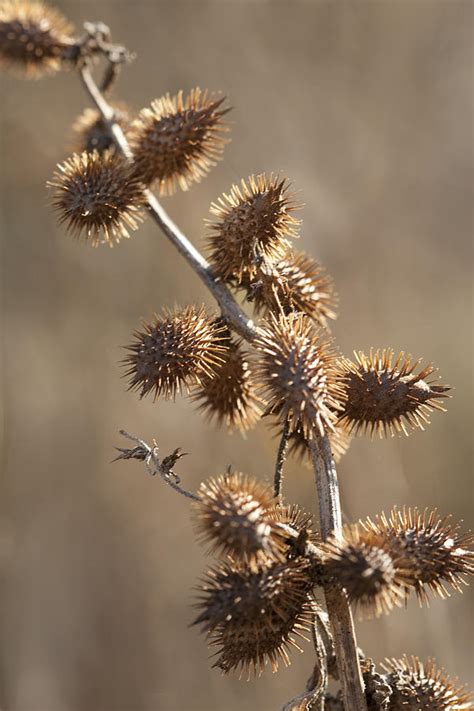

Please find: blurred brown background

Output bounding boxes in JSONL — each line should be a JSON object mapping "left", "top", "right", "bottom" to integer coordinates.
{"left": 1, "top": 0, "right": 473, "bottom": 709}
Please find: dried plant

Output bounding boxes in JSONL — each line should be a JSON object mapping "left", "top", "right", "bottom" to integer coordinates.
{"left": 321, "top": 526, "right": 405, "bottom": 619}
{"left": 361, "top": 508, "right": 474, "bottom": 605}
{"left": 128, "top": 88, "right": 230, "bottom": 194}
{"left": 191, "top": 334, "right": 263, "bottom": 432}
{"left": 4, "top": 2, "right": 472, "bottom": 709}
{"left": 379, "top": 656, "right": 472, "bottom": 710}
{"left": 245, "top": 249, "right": 338, "bottom": 328}
{"left": 0, "top": 0, "right": 74, "bottom": 77}
{"left": 338, "top": 349, "right": 450, "bottom": 438}
{"left": 123, "top": 305, "right": 228, "bottom": 400}
{"left": 193, "top": 557, "right": 314, "bottom": 677}
{"left": 254, "top": 312, "right": 345, "bottom": 438}
{"left": 192, "top": 472, "right": 286, "bottom": 561}
{"left": 206, "top": 173, "right": 301, "bottom": 283}
{"left": 48, "top": 150, "right": 146, "bottom": 246}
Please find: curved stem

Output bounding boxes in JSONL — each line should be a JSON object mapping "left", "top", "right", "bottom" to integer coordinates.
{"left": 116, "top": 430, "right": 199, "bottom": 501}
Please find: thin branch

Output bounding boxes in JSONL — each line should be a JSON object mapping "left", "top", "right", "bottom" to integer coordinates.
{"left": 310, "top": 609, "right": 329, "bottom": 711}
{"left": 115, "top": 430, "right": 200, "bottom": 501}
{"left": 79, "top": 65, "right": 257, "bottom": 343}
{"left": 274, "top": 417, "right": 291, "bottom": 501}
{"left": 282, "top": 661, "right": 325, "bottom": 711}
{"left": 63, "top": 21, "right": 132, "bottom": 73}
{"left": 310, "top": 434, "right": 367, "bottom": 710}
{"left": 282, "top": 602, "right": 328, "bottom": 711}
{"left": 314, "top": 609, "right": 338, "bottom": 680}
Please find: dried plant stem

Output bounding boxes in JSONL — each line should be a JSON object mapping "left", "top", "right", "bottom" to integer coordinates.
{"left": 274, "top": 417, "right": 290, "bottom": 501}
{"left": 310, "top": 435, "right": 367, "bottom": 710}
{"left": 310, "top": 611, "right": 330, "bottom": 711}
{"left": 282, "top": 605, "right": 329, "bottom": 711}
{"left": 79, "top": 62, "right": 366, "bottom": 710}
{"left": 116, "top": 430, "right": 199, "bottom": 501}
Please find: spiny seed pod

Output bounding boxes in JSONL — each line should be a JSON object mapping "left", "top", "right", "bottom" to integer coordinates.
{"left": 267, "top": 505, "right": 318, "bottom": 560}
{"left": 124, "top": 305, "right": 228, "bottom": 400}
{"left": 255, "top": 312, "right": 345, "bottom": 438}
{"left": 382, "top": 656, "right": 472, "bottom": 710}
{"left": 206, "top": 174, "right": 301, "bottom": 283}
{"left": 245, "top": 250, "right": 337, "bottom": 328}
{"left": 363, "top": 508, "right": 474, "bottom": 605}
{"left": 192, "top": 472, "right": 287, "bottom": 561}
{"left": 128, "top": 88, "right": 230, "bottom": 194}
{"left": 48, "top": 151, "right": 146, "bottom": 246}
{"left": 321, "top": 527, "right": 405, "bottom": 618}
{"left": 268, "top": 504, "right": 314, "bottom": 539}
{"left": 338, "top": 349, "right": 450, "bottom": 438}
{"left": 286, "top": 421, "right": 352, "bottom": 464}
{"left": 71, "top": 105, "right": 130, "bottom": 155}
{"left": 0, "top": 0, "right": 74, "bottom": 78}
{"left": 193, "top": 557, "right": 313, "bottom": 677}
{"left": 191, "top": 337, "right": 263, "bottom": 432}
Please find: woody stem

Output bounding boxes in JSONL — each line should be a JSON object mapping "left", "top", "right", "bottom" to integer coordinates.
{"left": 310, "top": 435, "right": 367, "bottom": 710}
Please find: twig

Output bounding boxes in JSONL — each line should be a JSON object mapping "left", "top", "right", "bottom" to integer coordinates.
{"left": 282, "top": 602, "right": 328, "bottom": 711}
{"left": 78, "top": 48, "right": 366, "bottom": 711}
{"left": 274, "top": 417, "right": 291, "bottom": 501}
{"left": 115, "top": 430, "right": 199, "bottom": 501}
{"left": 282, "top": 661, "right": 325, "bottom": 711}
{"left": 311, "top": 610, "right": 329, "bottom": 711}
{"left": 310, "top": 434, "right": 367, "bottom": 710}
{"left": 315, "top": 609, "right": 338, "bottom": 680}
{"left": 63, "top": 21, "right": 132, "bottom": 74}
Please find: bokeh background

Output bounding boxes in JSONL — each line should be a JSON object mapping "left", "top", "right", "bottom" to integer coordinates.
{"left": 1, "top": 0, "right": 473, "bottom": 709}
